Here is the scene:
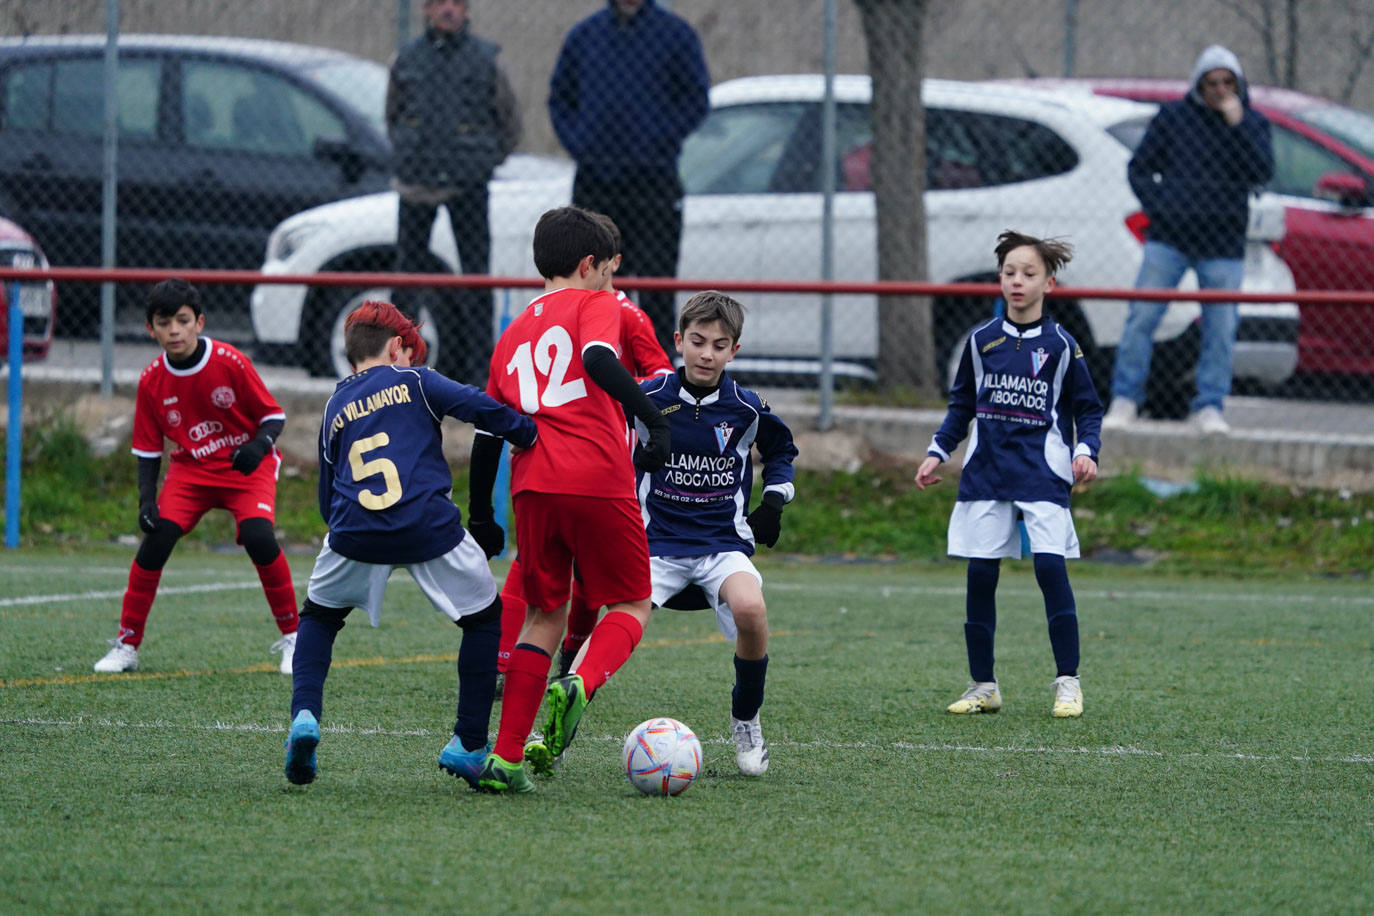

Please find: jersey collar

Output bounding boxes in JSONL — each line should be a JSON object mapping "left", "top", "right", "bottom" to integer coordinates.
{"left": 162, "top": 337, "right": 214, "bottom": 377}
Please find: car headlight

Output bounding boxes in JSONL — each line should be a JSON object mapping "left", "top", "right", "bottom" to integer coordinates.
{"left": 266, "top": 220, "right": 326, "bottom": 263}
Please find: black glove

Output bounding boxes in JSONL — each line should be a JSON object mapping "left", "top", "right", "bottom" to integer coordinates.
{"left": 468, "top": 518, "right": 506, "bottom": 559}
{"left": 633, "top": 422, "right": 671, "bottom": 473}
{"left": 230, "top": 437, "right": 272, "bottom": 475}
{"left": 138, "top": 501, "right": 160, "bottom": 534}
{"left": 747, "top": 493, "right": 785, "bottom": 548}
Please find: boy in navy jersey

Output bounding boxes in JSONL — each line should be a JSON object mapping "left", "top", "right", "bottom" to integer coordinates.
{"left": 915, "top": 231, "right": 1102, "bottom": 718}
{"left": 94, "top": 278, "right": 299, "bottom": 675}
{"left": 589, "top": 290, "right": 796, "bottom": 775}
{"left": 282, "top": 301, "right": 537, "bottom": 787}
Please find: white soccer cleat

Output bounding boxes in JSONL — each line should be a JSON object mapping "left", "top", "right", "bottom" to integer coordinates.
{"left": 730, "top": 714, "right": 770, "bottom": 776}
{"left": 947, "top": 680, "right": 1002, "bottom": 714}
{"left": 1189, "top": 406, "right": 1231, "bottom": 436}
{"left": 93, "top": 639, "right": 139, "bottom": 673}
{"left": 1051, "top": 675, "right": 1083, "bottom": 718}
{"left": 272, "top": 632, "right": 297, "bottom": 676}
{"left": 1101, "top": 398, "right": 1138, "bottom": 431}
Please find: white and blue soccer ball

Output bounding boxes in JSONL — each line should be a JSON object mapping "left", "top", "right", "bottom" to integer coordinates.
{"left": 622, "top": 717, "right": 702, "bottom": 796}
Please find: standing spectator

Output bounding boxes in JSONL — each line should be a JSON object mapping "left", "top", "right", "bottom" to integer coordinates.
{"left": 386, "top": 0, "right": 521, "bottom": 384}
{"left": 548, "top": 0, "right": 710, "bottom": 355}
{"left": 1102, "top": 44, "right": 1273, "bottom": 435}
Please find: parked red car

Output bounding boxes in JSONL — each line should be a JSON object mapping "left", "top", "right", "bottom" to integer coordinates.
{"left": 1011, "top": 78, "right": 1374, "bottom": 379}
{"left": 0, "top": 215, "right": 58, "bottom": 360}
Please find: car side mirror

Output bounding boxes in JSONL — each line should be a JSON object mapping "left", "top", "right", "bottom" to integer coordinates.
{"left": 1314, "top": 171, "right": 1370, "bottom": 209}
{"left": 314, "top": 137, "right": 365, "bottom": 184}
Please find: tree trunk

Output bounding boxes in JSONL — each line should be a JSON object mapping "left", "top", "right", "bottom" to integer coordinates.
{"left": 855, "top": 0, "right": 933, "bottom": 394}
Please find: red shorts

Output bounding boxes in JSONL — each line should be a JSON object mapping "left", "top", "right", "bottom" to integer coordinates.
{"left": 158, "top": 459, "right": 278, "bottom": 534}
{"left": 513, "top": 492, "right": 650, "bottom": 613}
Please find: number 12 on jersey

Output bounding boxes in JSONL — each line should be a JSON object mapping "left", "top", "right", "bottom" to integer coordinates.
{"left": 506, "top": 325, "right": 588, "bottom": 413}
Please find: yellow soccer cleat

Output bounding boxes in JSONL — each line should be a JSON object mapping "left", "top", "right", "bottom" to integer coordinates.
{"left": 947, "top": 681, "right": 1002, "bottom": 714}
{"left": 1051, "top": 675, "right": 1083, "bottom": 718}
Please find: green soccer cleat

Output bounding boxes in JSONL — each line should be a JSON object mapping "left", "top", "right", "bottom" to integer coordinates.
{"left": 1051, "top": 675, "right": 1083, "bottom": 718}
{"left": 947, "top": 681, "right": 1002, "bottom": 715}
{"left": 523, "top": 732, "right": 556, "bottom": 777}
{"left": 476, "top": 753, "right": 535, "bottom": 794}
{"left": 543, "top": 674, "right": 589, "bottom": 757}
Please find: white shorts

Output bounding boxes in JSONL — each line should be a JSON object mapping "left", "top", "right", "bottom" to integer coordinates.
{"left": 650, "top": 552, "right": 762, "bottom": 641}
{"left": 947, "top": 500, "right": 1080, "bottom": 559}
{"left": 306, "top": 533, "right": 498, "bottom": 627}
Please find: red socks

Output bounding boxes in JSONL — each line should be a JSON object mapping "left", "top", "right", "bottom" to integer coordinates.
{"left": 255, "top": 551, "right": 299, "bottom": 634}
{"left": 561, "top": 581, "right": 599, "bottom": 659}
{"left": 496, "top": 588, "right": 525, "bottom": 675}
{"left": 575, "top": 611, "right": 643, "bottom": 696}
{"left": 493, "top": 646, "right": 552, "bottom": 762}
{"left": 117, "top": 561, "right": 162, "bottom": 647}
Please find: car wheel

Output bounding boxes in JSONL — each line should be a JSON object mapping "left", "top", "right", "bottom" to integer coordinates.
{"left": 304, "top": 286, "right": 440, "bottom": 377}
{"left": 934, "top": 289, "right": 999, "bottom": 393}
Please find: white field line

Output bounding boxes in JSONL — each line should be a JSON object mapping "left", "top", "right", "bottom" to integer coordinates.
{"left": 3, "top": 716, "right": 1370, "bottom": 766}
{"left": 766, "top": 581, "right": 1374, "bottom": 607}
{"left": 0, "top": 581, "right": 267, "bottom": 608}
{"left": 4, "top": 577, "right": 1371, "bottom": 611}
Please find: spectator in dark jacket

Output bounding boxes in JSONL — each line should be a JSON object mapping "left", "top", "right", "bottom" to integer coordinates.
{"left": 1102, "top": 44, "right": 1273, "bottom": 435}
{"left": 548, "top": 0, "right": 710, "bottom": 355}
{"left": 387, "top": 0, "right": 521, "bottom": 384}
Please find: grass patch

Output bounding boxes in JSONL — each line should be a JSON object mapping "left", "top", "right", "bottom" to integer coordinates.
{"left": 4, "top": 415, "right": 1373, "bottom": 578}
{"left": 1, "top": 551, "right": 1370, "bottom": 912}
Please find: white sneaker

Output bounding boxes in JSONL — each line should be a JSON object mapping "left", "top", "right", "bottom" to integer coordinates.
{"left": 1189, "top": 406, "right": 1231, "bottom": 436}
{"left": 1051, "top": 675, "right": 1083, "bottom": 718}
{"left": 93, "top": 639, "right": 139, "bottom": 673}
{"left": 272, "top": 632, "right": 297, "bottom": 675}
{"left": 730, "top": 714, "right": 770, "bottom": 776}
{"left": 947, "top": 680, "right": 1002, "bottom": 714}
{"left": 1101, "top": 398, "right": 1138, "bottom": 431}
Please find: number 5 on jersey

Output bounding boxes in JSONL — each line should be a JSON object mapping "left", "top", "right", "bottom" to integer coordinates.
{"left": 349, "top": 433, "right": 402, "bottom": 510}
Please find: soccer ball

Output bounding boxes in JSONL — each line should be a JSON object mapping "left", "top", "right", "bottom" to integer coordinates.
{"left": 622, "top": 717, "right": 702, "bottom": 796}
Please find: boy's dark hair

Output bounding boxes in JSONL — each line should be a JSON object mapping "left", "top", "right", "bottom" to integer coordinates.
{"left": 344, "top": 299, "right": 427, "bottom": 368}
{"left": 994, "top": 230, "right": 1074, "bottom": 275}
{"left": 532, "top": 206, "right": 616, "bottom": 280}
{"left": 678, "top": 290, "right": 745, "bottom": 343}
{"left": 589, "top": 212, "right": 623, "bottom": 257}
{"left": 146, "top": 277, "right": 202, "bottom": 323}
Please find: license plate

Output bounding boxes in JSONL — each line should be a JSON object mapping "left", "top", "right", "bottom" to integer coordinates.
{"left": 17, "top": 283, "right": 50, "bottom": 320}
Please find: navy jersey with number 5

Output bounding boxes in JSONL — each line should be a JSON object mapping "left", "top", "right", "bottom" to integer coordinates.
{"left": 634, "top": 370, "right": 797, "bottom": 556}
{"left": 320, "top": 365, "right": 537, "bottom": 565}
{"left": 928, "top": 316, "right": 1102, "bottom": 506}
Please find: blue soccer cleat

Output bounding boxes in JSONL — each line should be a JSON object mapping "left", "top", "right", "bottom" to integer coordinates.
{"left": 439, "top": 736, "right": 491, "bottom": 789}
{"left": 283, "top": 709, "right": 320, "bottom": 785}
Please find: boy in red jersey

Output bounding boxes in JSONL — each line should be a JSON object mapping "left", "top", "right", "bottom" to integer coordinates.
{"left": 487, "top": 212, "right": 673, "bottom": 687}
{"left": 93, "top": 279, "right": 300, "bottom": 675}
{"left": 466, "top": 206, "right": 670, "bottom": 793}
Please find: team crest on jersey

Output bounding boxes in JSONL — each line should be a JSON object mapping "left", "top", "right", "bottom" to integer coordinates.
{"left": 713, "top": 421, "right": 735, "bottom": 454}
{"left": 1030, "top": 347, "right": 1049, "bottom": 377}
{"left": 211, "top": 386, "right": 236, "bottom": 409}
{"left": 166, "top": 409, "right": 182, "bottom": 427}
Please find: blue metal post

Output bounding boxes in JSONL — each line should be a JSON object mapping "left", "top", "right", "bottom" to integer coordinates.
{"left": 493, "top": 288, "right": 513, "bottom": 557}
{"left": 6, "top": 282, "right": 23, "bottom": 548}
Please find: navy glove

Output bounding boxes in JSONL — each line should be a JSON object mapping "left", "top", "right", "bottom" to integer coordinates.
{"left": 468, "top": 518, "right": 506, "bottom": 559}
{"left": 138, "top": 501, "right": 160, "bottom": 534}
{"left": 633, "top": 423, "right": 671, "bottom": 473}
{"left": 230, "top": 437, "right": 272, "bottom": 475}
{"left": 747, "top": 492, "right": 785, "bottom": 548}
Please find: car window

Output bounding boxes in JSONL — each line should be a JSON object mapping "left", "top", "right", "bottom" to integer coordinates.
{"left": 1106, "top": 116, "right": 1152, "bottom": 152}
{"left": 301, "top": 59, "right": 388, "bottom": 138}
{"left": 943, "top": 110, "right": 1079, "bottom": 188}
{"left": 680, "top": 101, "right": 809, "bottom": 195}
{"left": 4, "top": 57, "right": 159, "bottom": 139}
{"left": 182, "top": 60, "right": 345, "bottom": 156}
{"left": 1290, "top": 104, "right": 1374, "bottom": 162}
{"left": 1270, "top": 124, "right": 1359, "bottom": 198}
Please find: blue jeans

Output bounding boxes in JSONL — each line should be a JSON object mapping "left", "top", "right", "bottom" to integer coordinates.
{"left": 1110, "top": 240, "right": 1243, "bottom": 413}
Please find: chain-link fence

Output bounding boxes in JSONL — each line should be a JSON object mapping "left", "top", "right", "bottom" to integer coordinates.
{"left": 2, "top": 1, "right": 1373, "bottom": 414}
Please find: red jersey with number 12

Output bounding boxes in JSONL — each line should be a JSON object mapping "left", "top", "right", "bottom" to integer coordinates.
{"left": 131, "top": 337, "right": 285, "bottom": 484}
{"left": 488, "top": 287, "right": 634, "bottom": 498}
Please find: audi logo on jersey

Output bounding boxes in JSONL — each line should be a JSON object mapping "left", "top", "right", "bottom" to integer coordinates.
{"left": 187, "top": 420, "right": 225, "bottom": 442}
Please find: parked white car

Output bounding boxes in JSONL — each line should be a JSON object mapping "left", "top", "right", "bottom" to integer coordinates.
{"left": 251, "top": 75, "right": 1298, "bottom": 412}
